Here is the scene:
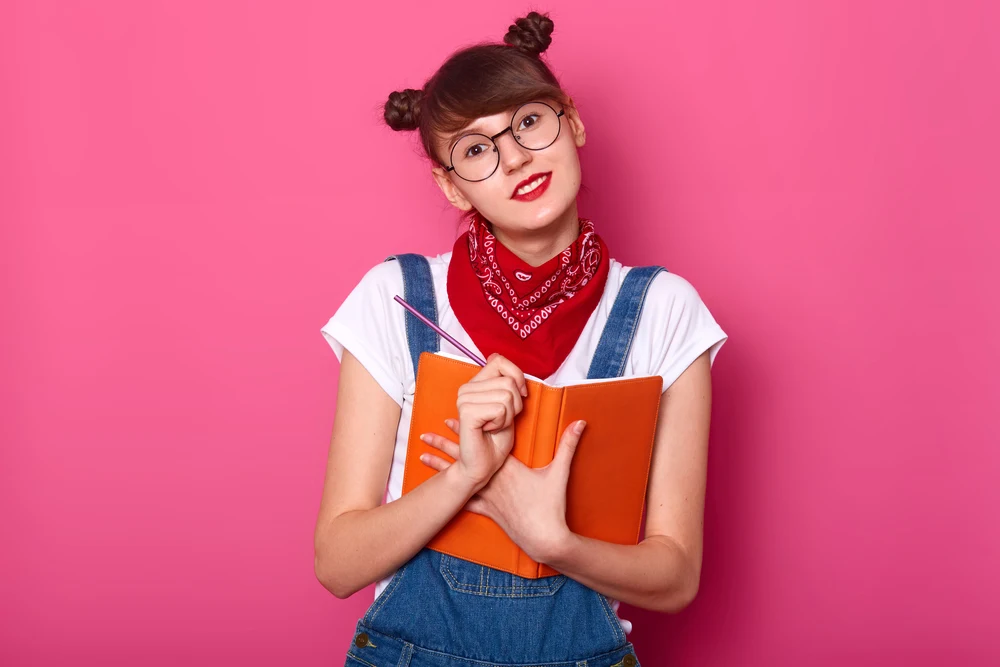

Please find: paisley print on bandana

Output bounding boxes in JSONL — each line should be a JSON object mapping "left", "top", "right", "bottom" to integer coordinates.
{"left": 468, "top": 212, "right": 603, "bottom": 340}
{"left": 446, "top": 210, "right": 611, "bottom": 380}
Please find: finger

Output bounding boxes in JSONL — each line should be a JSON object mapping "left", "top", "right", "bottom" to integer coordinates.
{"left": 470, "top": 354, "right": 503, "bottom": 382}
{"left": 458, "top": 390, "right": 517, "bottom": 429}
{"left": 551, "top": 420, "right": 586, "bottom": 476}
{"left": 418, "top": 452, "right": 452, "bottom": 472}
{"left": 471, "top": 353, "right": 528, "bottom": 398}
{"left": 491, "top": 354, "right": 528, "bottom": 398}
{"left": 444, "top": 418, "right": 458, "bottom": 434}
{"left": 419, "top": 432, "right": 460, "bottom": 460}
{"left": 457, "top": 376, "right": 524, "bottom": 415}
{"left": 457, "top": 391, "right": 516, "bottom": 431}
{"left": 457, "top": 400, "right": 507, "bottom": 433}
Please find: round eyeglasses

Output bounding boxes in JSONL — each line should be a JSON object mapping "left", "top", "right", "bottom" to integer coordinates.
{"left": 445, "top": 101, "right": 565, "bottom": 182}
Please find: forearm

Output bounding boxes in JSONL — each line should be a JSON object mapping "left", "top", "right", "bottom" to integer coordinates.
{"left": 543, "top": 533, "right": 698, "bottom": 613}
{"left": 316, "top": 465, "right": 480, "bottom": 599}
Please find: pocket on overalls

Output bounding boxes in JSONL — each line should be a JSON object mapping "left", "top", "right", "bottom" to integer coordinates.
{"left": 345, "top": 654, "right": 377, "bottom": 667}
{"left": 438, "top": 553, "right": 568, "bottom": 597}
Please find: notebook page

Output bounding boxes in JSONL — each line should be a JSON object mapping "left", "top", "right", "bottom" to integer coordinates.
{"left": 430, "top": 351, "right": 658, "bottom": 387}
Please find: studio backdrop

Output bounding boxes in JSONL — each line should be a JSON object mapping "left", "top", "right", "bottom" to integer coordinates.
{"left": 2, "top": 1, "right": 997, "bottom": 665}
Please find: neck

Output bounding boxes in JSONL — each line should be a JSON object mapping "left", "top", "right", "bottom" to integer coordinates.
{"left": 487, "top": 201, "right": 581, "bottom": 267}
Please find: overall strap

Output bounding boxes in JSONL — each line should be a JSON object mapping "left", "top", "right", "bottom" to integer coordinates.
{"left": 384, "top": 253, "right": 440, "bottom": 375}
{"left": 586, "top": 265, "right": 668, "bottom": 379}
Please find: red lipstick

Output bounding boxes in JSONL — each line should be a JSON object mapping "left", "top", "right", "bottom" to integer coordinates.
{"left": 510, "top": 172, "right": 552, "bottom": 201}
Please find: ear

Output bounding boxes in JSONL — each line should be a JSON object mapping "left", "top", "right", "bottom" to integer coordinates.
{"left": 562, "top": 99, "right": 586, "bottom": 148}
{"left": 431, "top": 166, "right": 473, "bottom": 211}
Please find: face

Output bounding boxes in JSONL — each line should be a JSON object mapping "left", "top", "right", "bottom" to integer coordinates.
{"left": 430, "top": 98, "right": 587, "bottom": 235}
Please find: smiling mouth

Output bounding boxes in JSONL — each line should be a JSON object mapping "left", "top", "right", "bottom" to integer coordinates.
{"left": 511, "top": 172, "right": 552, "bottom": 199}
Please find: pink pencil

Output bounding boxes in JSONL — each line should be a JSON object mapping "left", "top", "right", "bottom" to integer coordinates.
{"left": 393, "top": 295, "right": 487, "bottom": 367}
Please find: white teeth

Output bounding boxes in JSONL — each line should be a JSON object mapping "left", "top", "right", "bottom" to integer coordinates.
{"left": 516, "top": 174, "right": 548, "bottom": 196}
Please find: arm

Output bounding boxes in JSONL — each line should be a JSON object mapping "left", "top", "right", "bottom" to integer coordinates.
{"left": 313, "top": 349, "right": 481, "bottom": 599}
{"left": 542, "top": 349, "right": 713, "bottom": 613}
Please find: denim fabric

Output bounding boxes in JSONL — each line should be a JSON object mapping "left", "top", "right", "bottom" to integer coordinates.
{"left": 384, "top": 254, "right": 440, "bottom": 375}
{"left": 586, "top": 266, "right": 667, "bottom": 380}
{"left": 346, "top": 550, "right": 639, "bottom": 666}
{"left": 347, "top": 255, "right": 665, "bottom": 667}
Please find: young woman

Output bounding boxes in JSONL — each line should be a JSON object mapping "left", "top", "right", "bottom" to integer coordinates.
{"left": 315, "top": 11, "right": 728, "bottom": 667}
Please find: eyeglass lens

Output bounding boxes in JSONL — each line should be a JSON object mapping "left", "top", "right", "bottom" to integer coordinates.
{"left": 450, "top": 102, "right": 561, "bottom": 182}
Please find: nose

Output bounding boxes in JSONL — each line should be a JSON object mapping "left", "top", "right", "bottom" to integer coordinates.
{"left": 496, "top": 130, "right": 531, "bottom": 175}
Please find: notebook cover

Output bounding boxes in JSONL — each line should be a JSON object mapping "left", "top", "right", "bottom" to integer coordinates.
{"left": 401, "top": 352, "right": 663, "bottom": 578}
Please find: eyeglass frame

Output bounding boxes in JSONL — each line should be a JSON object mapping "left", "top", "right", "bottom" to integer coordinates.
{"left": 444, "top": 101, "right": 566, "bottom": 183}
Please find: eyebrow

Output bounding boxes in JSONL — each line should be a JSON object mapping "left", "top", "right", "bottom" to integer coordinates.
{"left": 447, "top": 123, "right": 488, "bottom": 152}
{"left": 444, "top": 101, "right": 543, "bottom": 154}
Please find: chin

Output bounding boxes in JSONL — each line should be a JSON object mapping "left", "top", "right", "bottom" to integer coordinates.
{"left": 489, "top": 211, "right": 554, "bottom": 235}
{"left": 496, "top": 194, "right": 576, "bottom": 231}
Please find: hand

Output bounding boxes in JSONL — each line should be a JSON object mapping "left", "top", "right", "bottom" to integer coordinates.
{"left": 420, "top": 353, "right": 528, "bottom": 492}
{"left": 419, "top": 417, "right": 587, "bottom": 565}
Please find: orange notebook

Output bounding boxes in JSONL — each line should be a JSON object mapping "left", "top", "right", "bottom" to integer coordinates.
{"left": 401, "top": 351, "right": 664, "bottom": 578}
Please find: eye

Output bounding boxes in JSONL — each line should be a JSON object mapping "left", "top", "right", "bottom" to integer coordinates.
{"left": 464, "top": 143, "right": 490, "bottom": 159}
{"left": 518, "top": 113, "right": 541, "bottom": 131}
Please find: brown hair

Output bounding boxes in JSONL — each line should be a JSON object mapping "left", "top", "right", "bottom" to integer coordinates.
{"left": 383, "top": 11, "right": 570, "bottom": 167}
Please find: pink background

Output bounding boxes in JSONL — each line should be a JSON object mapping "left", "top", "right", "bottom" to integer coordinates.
{"left": 2, "top": 1, "right": 997, "bottom": 665}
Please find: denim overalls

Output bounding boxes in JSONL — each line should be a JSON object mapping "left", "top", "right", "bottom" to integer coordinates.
{"left": 344, "top": 253, "right": 667, "bottom": 667}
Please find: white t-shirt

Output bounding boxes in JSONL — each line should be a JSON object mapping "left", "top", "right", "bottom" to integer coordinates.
{"left": 321, "top": 250, "right": 728, "bottom": 636}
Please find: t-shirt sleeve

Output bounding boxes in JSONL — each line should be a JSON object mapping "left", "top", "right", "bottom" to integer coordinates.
{"left": 629, "top": 270, "right": 729, "bottom": 392}
{"left": 320, "top": 260, "right": 409, "bottom": 408}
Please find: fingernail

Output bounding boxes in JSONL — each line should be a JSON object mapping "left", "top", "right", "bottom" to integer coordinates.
{"left": 521, "top": 385, "right": 528, "bottom": 397}
{"left": 419, "top": 433, "right": 429, "bottom": 442}
{"left": 574, "top": 420, "right": 587, "bottom": 434}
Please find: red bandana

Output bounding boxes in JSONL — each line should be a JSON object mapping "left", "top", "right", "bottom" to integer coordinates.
{"left": 446, "top": 210, "right": 610, "bottom": 379}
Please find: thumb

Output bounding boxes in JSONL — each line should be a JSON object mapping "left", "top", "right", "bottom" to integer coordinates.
{"left": 553, "top": 420, "right": 586, "bottom": 474}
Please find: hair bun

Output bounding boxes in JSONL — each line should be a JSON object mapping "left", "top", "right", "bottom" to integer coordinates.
{"left": 384, "top": 88, "right": 423, "bottom": 131}
{"left": 503, "top": 11, "right": 554, "bottom": 56}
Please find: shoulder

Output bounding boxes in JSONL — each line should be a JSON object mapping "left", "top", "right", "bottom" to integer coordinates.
{"left": 614, "top": 261, "right": 705, "bottom": 312}
{"left": 613, "top": 261, "right": 728, "bottom": 383}
{"left": 354, "top": 256, "right": 405, "bottom": 292}
{"left": 349, "top": 252, "right": 447, "bottom": 293}
{"left": 428, "top": 251, "right": 453, "bottom": 284}
{"left": 343, "top": 252, "right": 454, "bottom": 324}
{"left": 648, "top": 270, "right": 703, "bottom": 308}
{"left": 369, "top": 251, "right": 453, "bottom": 284}
{"left": 615, "top": 262, "right": 722, "bottom": 343}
